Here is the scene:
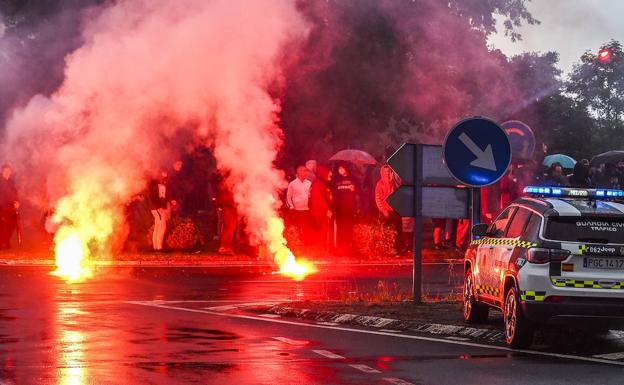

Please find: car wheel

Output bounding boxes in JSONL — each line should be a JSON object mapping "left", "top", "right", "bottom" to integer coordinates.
{"left": 463, "top": 269, "right": 489, "bottom": 323}
{"left": 504, "top": 286, "right": 534, "bottom": 348}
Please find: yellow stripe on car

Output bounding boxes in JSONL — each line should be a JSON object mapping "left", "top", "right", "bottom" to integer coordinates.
{"left": 470, "top": 238, "right": 537, "bottom": 248}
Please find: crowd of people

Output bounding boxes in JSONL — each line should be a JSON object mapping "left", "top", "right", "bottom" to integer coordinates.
{"left": 4, "top": 149, "right": 624, "bottom": 256}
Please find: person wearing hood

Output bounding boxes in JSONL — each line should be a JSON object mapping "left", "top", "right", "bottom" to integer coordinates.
{"left": 375, "top": 164, "right": 402, "bottom": 254}
{"left": 309, "top": 164, "right": 333, "bottom": 254}
{"left": 569, "top": 162, "right": 591, "bottom": 188}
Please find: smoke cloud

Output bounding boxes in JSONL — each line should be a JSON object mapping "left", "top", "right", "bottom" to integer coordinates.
{"left": 2, "top": 0, "right": 307, "bottom": 263}
{"left": 279, "top": 0, "right": 535, "bottom": 163}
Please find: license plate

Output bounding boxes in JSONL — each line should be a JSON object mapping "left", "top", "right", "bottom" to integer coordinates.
{"left": 583, "top": 257, "right": 624, "bottom": 270}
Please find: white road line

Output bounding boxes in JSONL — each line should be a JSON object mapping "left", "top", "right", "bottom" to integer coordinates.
{"left": 259, "top": 314, "right": 281, "bottom": 318}
{"left": 349, "top": 364, "right": 381, "bottom": 373}
{"left": 205, "top": 305, "right": 239, "bottom": 312}
{"left": 384, "top": 378, "right": 416, "bottom": 385}
{"left": 272, "top": 337, "right": 309, "bottom": 346}
{"left": 317, "top": 322, "right": 340, "bottom": 326}
{"left": 593, "top": 352, "right": 624, "bottom": 360}
{"left": 379, "top": 329, "right": 402, "bottom": 333}
{"left": 445, "top": 336, "right": 470, "bottom": 341}
{"left": 126, "top": 301, "right": 624, "bottom": 367}
{"left": 313, "top": 350, "right": 345, "bottom": 359}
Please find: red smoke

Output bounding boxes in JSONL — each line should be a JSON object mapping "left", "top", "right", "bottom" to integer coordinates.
{"left": 2, "top": 0, "right": 314, "bottom": 277}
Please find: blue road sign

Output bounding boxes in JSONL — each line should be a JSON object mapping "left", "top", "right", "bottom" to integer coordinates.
{"left": 443, "top": 117, "right": 511, "bottom": 187}
{"left": 502, "top": 120, "right": 535, "bottom": 160}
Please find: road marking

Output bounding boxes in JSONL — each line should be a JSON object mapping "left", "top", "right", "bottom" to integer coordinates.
{"left": 384, "top": 378, "right": 416, "bottom": 385}
{"left": 272, "top": 337, "right": 309, "bottom": 346}
{"left": 349, "top": 364, "right": 381, "bottom": 373}
{"left": 259, "top": 314, "right": 281, "bottom": 318}
{"left": 317, "top": 322, "right": 340, "bottom": 326}
{"left": 445, "top": 336, "right": 470, "bottom": 341}
{"left": 593, "top": 352, "right": 624, "bottom": 360}
{"left": 126, "top": 301, "right": 624, "bottom": 367}
{"left": 313, "top": 350, "right": 345, "bottom": 359}
{"left": 379, "top": 329, "right": 402, "bottom": 333}
{"left": 206, "top": 305, "right": 239, "bottom": 312}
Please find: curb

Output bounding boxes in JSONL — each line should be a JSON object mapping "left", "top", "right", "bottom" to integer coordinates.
{"left": 265, "top": 305, "right": 505, "bottom": 343}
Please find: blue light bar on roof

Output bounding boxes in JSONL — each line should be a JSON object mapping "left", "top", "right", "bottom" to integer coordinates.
{"left": 523, "top": 186, "right": 624, "bottom": 199}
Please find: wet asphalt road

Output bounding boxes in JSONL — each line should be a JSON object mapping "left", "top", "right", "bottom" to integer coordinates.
{"left": 0, "top": 265, "right": 623, "bottom": 385}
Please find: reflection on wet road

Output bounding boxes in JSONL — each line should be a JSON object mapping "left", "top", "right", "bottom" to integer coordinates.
{"left": 0, "top": 266, "right": 623, "bottom": 384}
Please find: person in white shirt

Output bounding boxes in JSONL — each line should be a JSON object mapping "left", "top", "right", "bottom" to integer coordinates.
{"left": 287, "top": 166, "right": 312, "bottom": 245}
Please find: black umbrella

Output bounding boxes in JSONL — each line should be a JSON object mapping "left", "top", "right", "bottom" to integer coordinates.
{"left": 590, "top": 151, "right": 624, "bottom": 167}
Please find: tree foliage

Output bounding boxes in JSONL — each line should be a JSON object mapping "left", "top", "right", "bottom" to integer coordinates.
{"left": 566, "top": 40, "right": 624, "bottom": 152}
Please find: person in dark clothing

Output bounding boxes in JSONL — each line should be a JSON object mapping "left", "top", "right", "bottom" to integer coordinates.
{"left": 216, "top": 177, "right": 238, "bottom": 255}
{"left": 543, "top": 163, "right": 570, "bottom": 187}
{"left": 596, "top": 163, "right": 620, "bottom": 189}
{"left": 148, "top": 169, "right": 174, "bottom": 251}
{"left": 569, "top": 162, "right": 591, "bottom": 188}
{"left": 168, "top": 160, "right": 186, "bottom": 216}
{"left": 309, "top": 164, "right": 333, "bottom": 255}
{"left": 0, "top": 165, "right": 19, "bottom": 249}
{"left": 332, "top": 162, "right": 358, "bottom": 255}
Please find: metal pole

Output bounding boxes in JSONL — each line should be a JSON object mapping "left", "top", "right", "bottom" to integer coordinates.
{"left": 413, "top": 145, "right": 423, "bottom": 303}
{"left": 470, "top": 188, "right": 481, "bottom": 233}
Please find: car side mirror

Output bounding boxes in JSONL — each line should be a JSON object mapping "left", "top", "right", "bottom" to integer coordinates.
{"left": 472, "top": 223, "right": 489, "bottom": 237}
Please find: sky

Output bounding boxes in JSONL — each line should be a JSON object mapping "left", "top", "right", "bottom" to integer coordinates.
{"left": 489, "top": 0, "right": 624, "bottom": 76}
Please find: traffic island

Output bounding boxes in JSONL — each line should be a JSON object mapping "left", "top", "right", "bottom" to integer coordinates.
{"left": 253, "top": 301, "right": 507, "bottom": 343}
{"left": 250, "top": 301, "right": 624, "bottom": 347}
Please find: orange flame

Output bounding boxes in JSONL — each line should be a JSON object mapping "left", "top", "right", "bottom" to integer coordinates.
{"left": 265, "top": 217, "right": 316, "bottom": 280}
{"left": 51, "top": 228, "right": 92, "bottom": 283}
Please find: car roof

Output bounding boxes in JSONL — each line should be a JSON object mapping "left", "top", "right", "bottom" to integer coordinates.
{"left": 513, "top": 197, "right": 624, "bottom": 218}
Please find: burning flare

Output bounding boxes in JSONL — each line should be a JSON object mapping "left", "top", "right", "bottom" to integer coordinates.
{"left": 51, "top": 228, "right": 92, "bottom": 283}
{"left": 265, "top": 217, "right": 316, "bottom": 281}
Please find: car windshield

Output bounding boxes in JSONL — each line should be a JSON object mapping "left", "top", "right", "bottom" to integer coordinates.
{"left": 544, "top": 217, "right": 624, "bottom": 244}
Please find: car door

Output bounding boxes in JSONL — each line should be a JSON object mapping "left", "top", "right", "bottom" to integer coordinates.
{"left": 476, "top": 207, "right": 516, "bottom": 299}
{"left": 491, "top": 207, "right": 533, "bottom": 300}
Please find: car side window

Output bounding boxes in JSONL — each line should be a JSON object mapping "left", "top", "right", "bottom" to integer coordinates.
{"left": 523, "top": 213, "right": 542, "bottom": 239}
{"left": 506, "top": 208, "right": 532, "bottom": 238}
{"left": 489, "top": 207, "right": 516, "bottom": 238}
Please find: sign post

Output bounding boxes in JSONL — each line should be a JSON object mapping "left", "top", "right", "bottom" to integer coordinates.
{"left": 388, "top": 117, "right": 511, "bottom": 303}
{"left": 387, "top": 144, "right": 469, "bottom": 303}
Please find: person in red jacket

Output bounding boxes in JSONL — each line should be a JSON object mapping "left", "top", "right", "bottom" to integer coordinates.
{"left": 375, "top": 164, "right": 402, "bottom": 254}
{"left": 309, "top": 164, "right": 333, "bottom": 255}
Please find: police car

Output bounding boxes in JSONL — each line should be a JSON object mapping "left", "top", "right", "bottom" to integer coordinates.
{"left": 463, "top": 186, "right": 624, "bottom": 348}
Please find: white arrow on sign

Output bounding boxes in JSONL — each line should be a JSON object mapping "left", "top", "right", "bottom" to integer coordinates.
{"left": 458, "top": 132, "right": 497, "bottom": 171}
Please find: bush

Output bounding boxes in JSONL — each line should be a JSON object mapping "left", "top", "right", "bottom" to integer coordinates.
{"left": 147, "top": 216, "right": 204, "bottom": 251}
{"left": 352, "top": 222, "right": 398, "bottom": 258}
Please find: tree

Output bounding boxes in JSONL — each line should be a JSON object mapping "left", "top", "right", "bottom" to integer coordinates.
{"left": 278, "top": 0, "right": 538, "bottom": 165}
{"left": 566, "top": 40, "right": 624, "bottom": 151}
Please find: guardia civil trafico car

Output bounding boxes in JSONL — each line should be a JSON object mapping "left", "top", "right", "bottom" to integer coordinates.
{"left": 463, "top": 186, "right": 624, "bottom": 348}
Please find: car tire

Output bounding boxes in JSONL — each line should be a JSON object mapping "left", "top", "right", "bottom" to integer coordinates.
{"left": 504, "top": 286, "right": 534, "bottom": 349}
{"left": 463, "top": 269, "right": 489, "bottom": 323}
